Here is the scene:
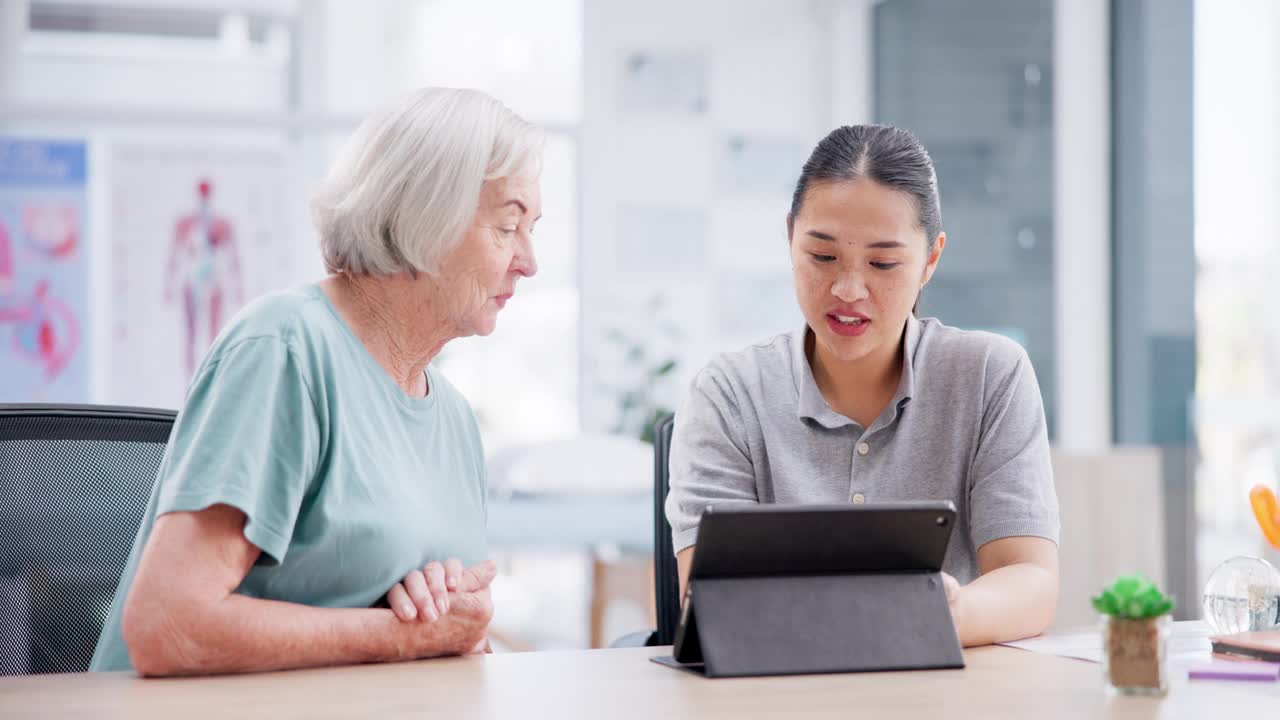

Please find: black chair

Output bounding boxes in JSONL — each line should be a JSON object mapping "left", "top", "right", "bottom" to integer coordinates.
{"left": 613, "top": 413, "right": 681, "bottom": 647}
{"left": 0, "top": 404, "right": 175, "bottom": 675}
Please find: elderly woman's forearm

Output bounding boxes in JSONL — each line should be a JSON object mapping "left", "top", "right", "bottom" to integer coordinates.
{"left": 123, "top": 594, "right": 449, "bottom": 676}
{"left": 120, "top": 506, "right": 439, "bottom": 675}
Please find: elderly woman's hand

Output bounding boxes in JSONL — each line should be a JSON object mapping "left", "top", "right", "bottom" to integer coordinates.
{"left": 435, "top": 583, "right": 495, "bottom": 656}
{"left": 387, "top": 559, "right": 497, "bottom": 622}
{"left": 393, "top": 561, "right": 496, "bottom": 658}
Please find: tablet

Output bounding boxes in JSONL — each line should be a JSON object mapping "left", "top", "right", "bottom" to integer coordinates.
{"left": 658, "top": 501, "right": 962, "bottom": 676}
{"left": 690, "top": 501, "right": 956, "bottom": 579}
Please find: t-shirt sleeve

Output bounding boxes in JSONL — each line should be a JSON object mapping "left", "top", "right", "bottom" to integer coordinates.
{"left": 155, "top": 337, "right": 323, "bottom": 564}
{"left": 968, "top": 343, "right": 1060, "bottom": 550}
{"left": 665, "top": 368, "right": 760, "bottom": 553}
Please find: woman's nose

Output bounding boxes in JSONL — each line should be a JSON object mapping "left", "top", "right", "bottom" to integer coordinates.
{"left": 512, "top": 233, "right": 537, "bottom": 278}
{"left": 831, "top": 270, "right": 868, "bottom": 302}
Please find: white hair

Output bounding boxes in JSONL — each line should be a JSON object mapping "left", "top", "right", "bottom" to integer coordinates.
{"left": 312, "top": 87, "right": 544, "bottom": 276}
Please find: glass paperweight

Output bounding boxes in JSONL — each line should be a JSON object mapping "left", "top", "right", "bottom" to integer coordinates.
{"left": 1201, "top": 555, "right": 1280, "bottom": 634}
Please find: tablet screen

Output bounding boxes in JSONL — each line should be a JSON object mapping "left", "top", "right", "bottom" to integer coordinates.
{"left": 689, "top": 501, "right": 956, "bottom": 580}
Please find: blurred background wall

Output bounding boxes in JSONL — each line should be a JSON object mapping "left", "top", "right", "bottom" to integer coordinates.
{"left": 2, "top": 0, "right": 1277, "bottom": 647}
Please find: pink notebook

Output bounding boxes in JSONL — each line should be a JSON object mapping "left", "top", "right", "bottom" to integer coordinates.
{"left": 1210, "top": 630, "right": 1280, "bottom": 663}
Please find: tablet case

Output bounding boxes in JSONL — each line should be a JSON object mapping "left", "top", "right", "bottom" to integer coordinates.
{"left": 652, "top": 503, "right": 965, "bottom": 678}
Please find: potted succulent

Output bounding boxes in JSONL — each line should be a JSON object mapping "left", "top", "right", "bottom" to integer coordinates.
{"left": 1092, "top": 575, "right": 1175, "bottom": 696}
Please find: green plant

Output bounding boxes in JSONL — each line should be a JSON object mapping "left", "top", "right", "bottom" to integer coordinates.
{"left": 1091, "top": 575, "right": 1175, "bottom": 619}
{"left": 600, "top": 294, "right": 682, "bottom": 444}
{"left": 605, "top": 328, "right": 679, "bottom": 444}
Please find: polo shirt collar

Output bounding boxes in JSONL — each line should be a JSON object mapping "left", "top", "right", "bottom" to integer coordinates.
{"left": 793, "top": 314, "right": 921, "bottom": 430}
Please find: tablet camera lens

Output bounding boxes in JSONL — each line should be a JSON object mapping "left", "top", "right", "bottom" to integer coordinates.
{"left": 936, "top": 516, "right": 947, "bottom": 526}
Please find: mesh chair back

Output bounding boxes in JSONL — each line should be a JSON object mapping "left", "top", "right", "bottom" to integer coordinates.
{"left": 0, "top": 404, "right": 174, "bottom": 675}
{"left": 652, "top": 414, "right": 680, "bottom": 646}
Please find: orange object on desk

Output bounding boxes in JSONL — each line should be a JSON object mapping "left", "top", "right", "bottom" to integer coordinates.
{"left": 1249, "top": 485, "right": 1280, "bottom": 549}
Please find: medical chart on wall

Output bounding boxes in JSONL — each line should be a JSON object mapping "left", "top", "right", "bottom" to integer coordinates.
{"left": 106, "top": 142, "right": 293, "bottom": 408}
{"left": 0, "top": 138, "right": 89, "bottom": 403}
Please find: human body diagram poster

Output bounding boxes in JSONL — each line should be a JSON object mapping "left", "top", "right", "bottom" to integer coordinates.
{"left": 0, "top": 139, "right": 89, "bottom": 403}
{"left": 107, "top": 142, "right": 292, "bottom": 408}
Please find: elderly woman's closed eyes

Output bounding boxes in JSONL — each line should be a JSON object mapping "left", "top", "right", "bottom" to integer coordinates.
{"left": 90, "top": 87, "right": 543, "bottom": 676}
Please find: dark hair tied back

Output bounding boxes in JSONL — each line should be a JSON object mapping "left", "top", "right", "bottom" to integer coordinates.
{"left": 789, "top": 124, "right": 942, "bottom": 248}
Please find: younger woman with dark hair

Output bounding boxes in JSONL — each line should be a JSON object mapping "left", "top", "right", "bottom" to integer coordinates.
{"left": 666, "top": 124, "right": 1060, "bottom": 647}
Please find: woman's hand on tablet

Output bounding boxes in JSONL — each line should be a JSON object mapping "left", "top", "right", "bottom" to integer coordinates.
{"left": 942, "top": 572, "right": 964, "bottom": 629}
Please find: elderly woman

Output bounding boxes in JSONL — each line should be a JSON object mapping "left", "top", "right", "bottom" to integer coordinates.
{"left": 90, "top": 88, "right": 543, "bottom": 675}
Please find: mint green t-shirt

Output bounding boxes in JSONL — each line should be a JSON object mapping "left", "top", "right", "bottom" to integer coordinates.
{"left": 90, "top": 284, "right": 488, "bottom": 672}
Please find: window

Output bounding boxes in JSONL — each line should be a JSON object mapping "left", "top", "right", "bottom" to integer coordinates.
{"left": 874, "top": 0, "right": 1057, "bottom": 436}
{"left": 412, "top": 0, "right": 583, "bottom": 451}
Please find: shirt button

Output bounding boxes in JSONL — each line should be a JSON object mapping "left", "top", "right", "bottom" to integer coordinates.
{"left": 852, "top": 493, "right": 866, "bottom": 504}
{"left": 857, "top": 442, "right": 870, "bottom": 456}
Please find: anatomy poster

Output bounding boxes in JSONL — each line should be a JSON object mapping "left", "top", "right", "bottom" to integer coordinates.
{"left": 0, "top": 138, "right": 88, "bottom": 403}
{"left": 107, "top": 142, "right": 293, "bottom": 408}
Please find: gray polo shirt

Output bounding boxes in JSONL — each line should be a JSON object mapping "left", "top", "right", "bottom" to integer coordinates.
{"left": 665, "top": 314, "right": 1059, "bottom": 583}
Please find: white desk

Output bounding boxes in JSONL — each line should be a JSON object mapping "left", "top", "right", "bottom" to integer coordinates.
{"left": 1, "top": 644, "right": 1276, "bottom": 719}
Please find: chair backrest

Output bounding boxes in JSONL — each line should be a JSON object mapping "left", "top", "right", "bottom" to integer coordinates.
{"left": 651, "top": 413, "right": 680, "bottom": 646}
{"left": 0, "top": 404, "right": 175, "bottom": 675}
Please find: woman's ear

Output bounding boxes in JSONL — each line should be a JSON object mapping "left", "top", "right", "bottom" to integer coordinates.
{"left": 785, "top": 213, "right": 794, "bottom": 246}
{"left": 922, "top": 232, "right": 946, "bottom": 286}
